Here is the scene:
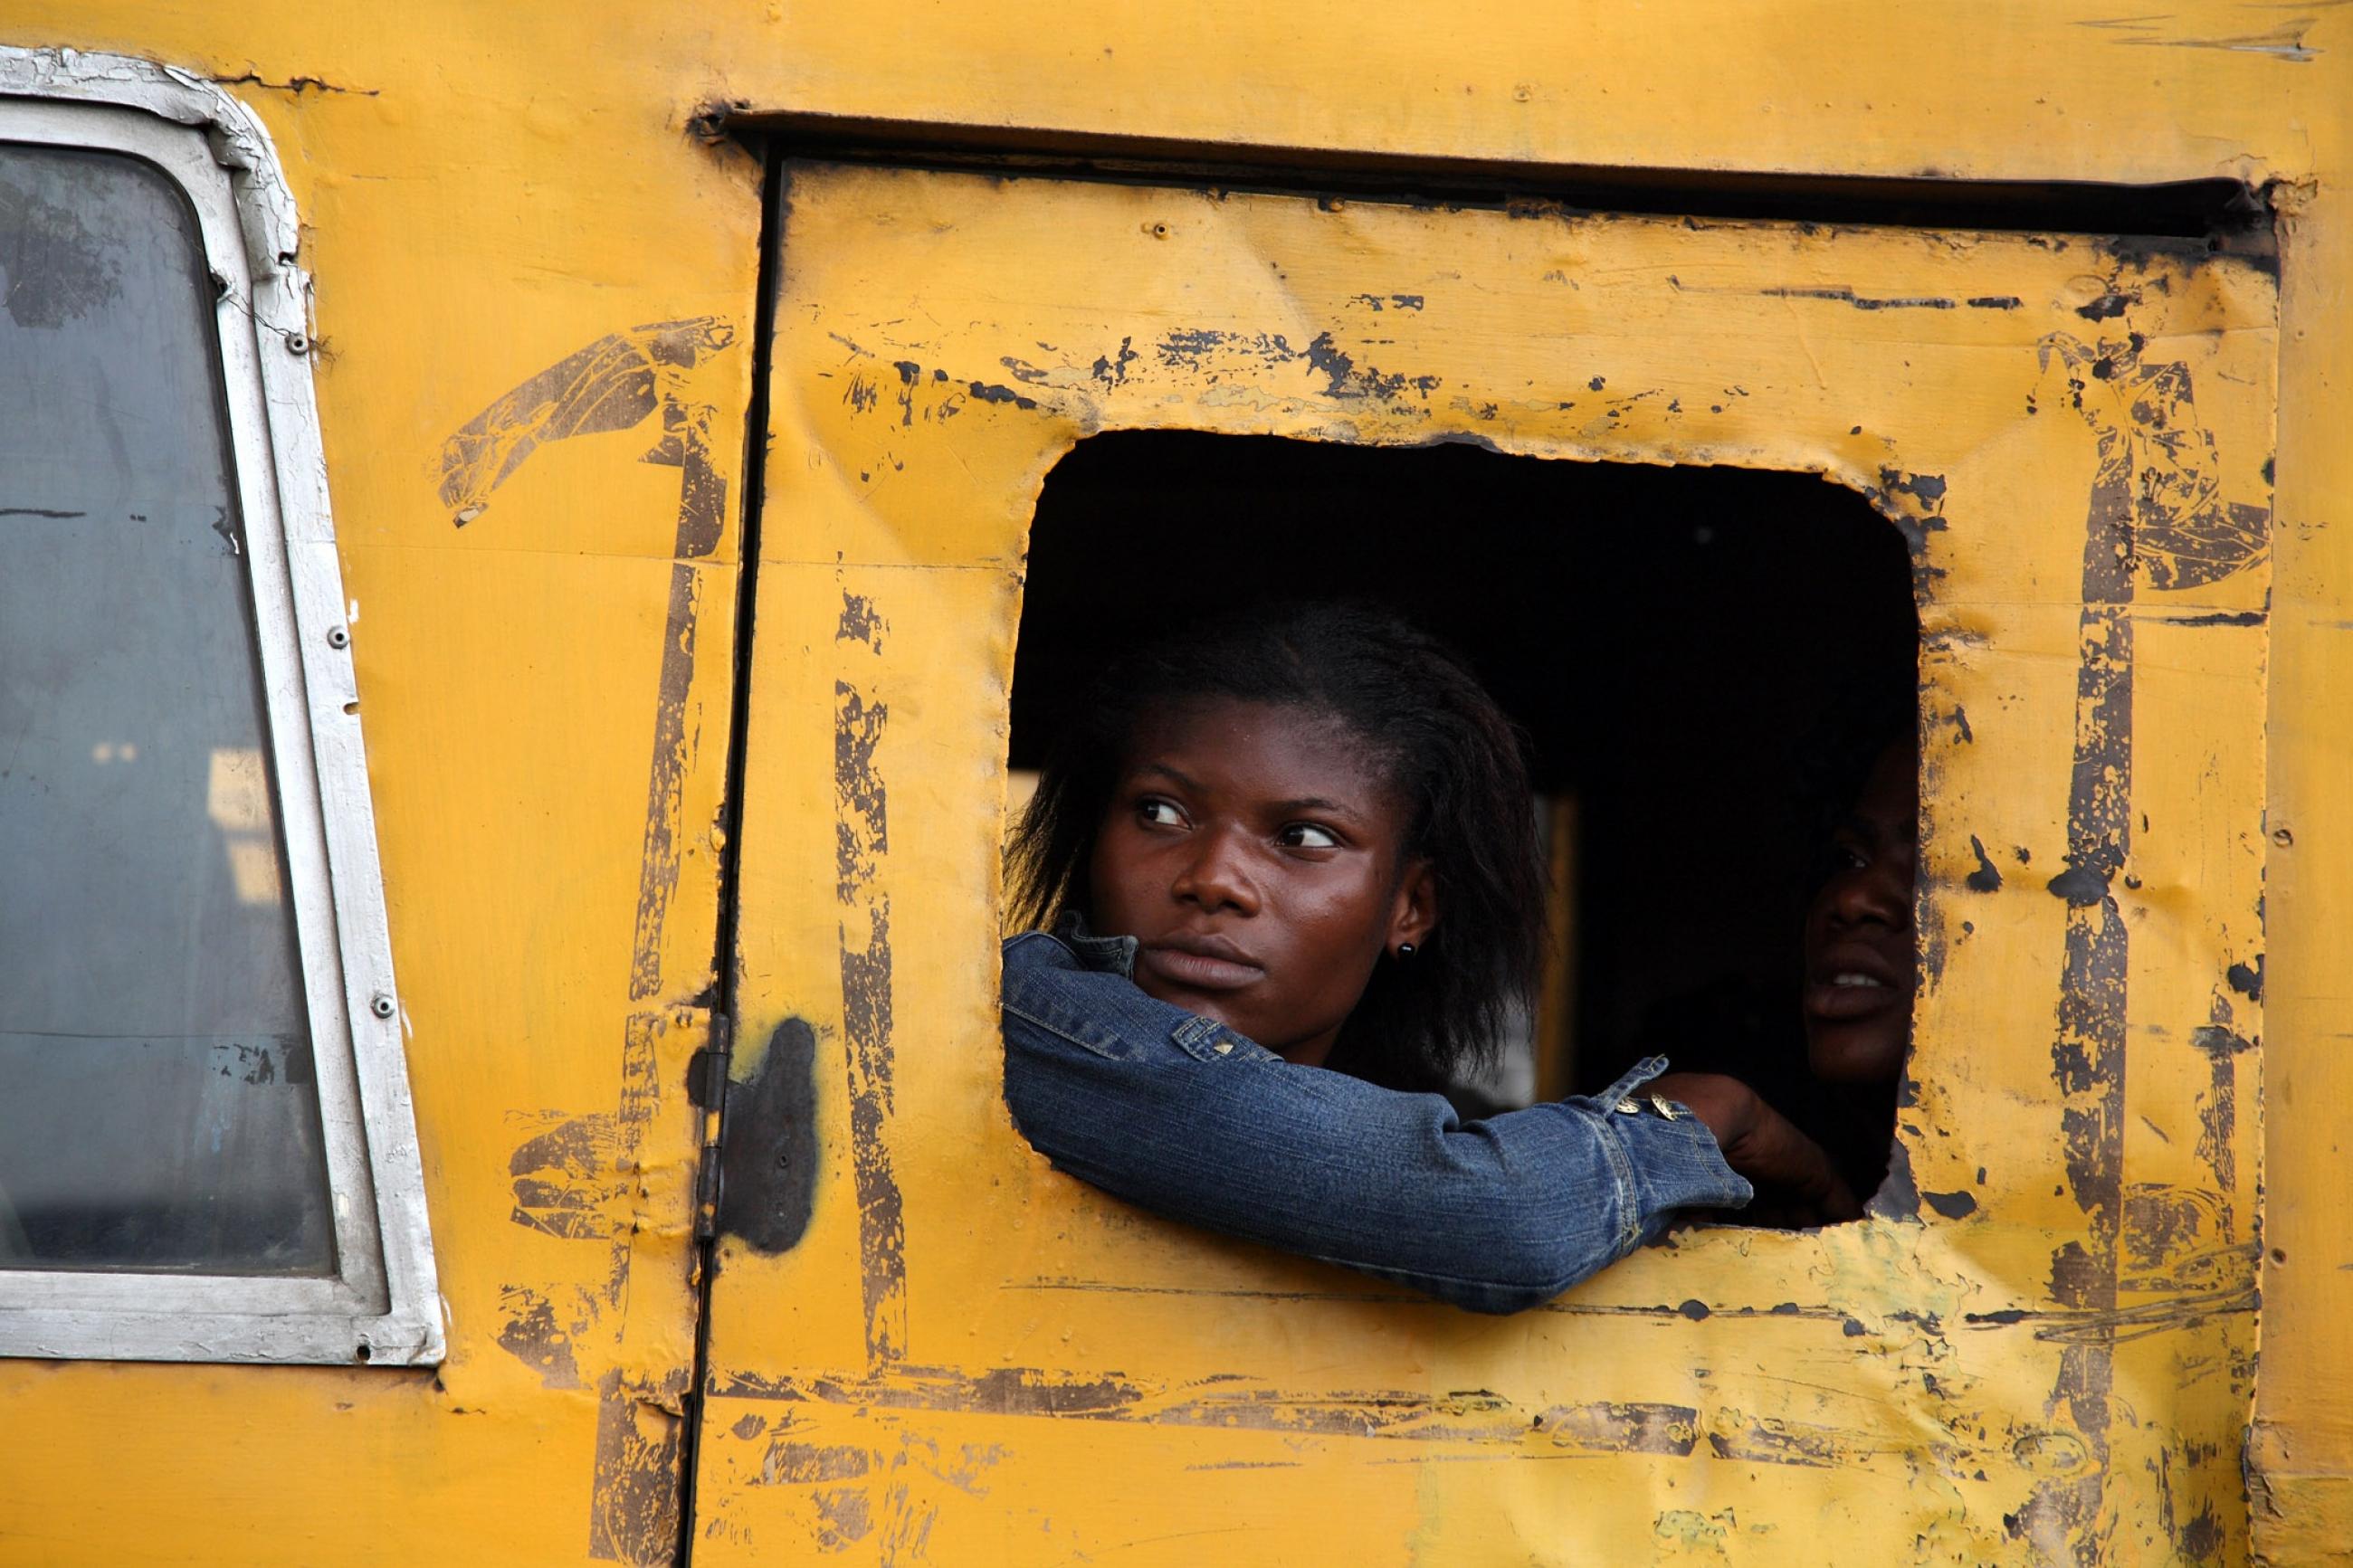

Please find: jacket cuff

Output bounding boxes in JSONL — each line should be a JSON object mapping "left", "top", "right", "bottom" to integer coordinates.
{"left": 1571, "top": 1054, "right": 1753, "bottom": 1240}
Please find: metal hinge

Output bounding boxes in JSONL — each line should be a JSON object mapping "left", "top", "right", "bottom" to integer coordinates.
{"left": 687, "top": 1011, "right": 733, "bottom": 1240}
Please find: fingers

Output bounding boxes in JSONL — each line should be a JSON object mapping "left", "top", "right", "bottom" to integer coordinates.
{"left": 1648, "top": 1071, "right": 1865, "bottom": 1228}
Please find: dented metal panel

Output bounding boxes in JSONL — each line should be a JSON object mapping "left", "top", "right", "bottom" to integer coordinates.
{"left": 0, "top": 3, "right": 2343, "bottom": 1564}
{"left": 694, "top": 164, "right": 2273, "bottom": 1563}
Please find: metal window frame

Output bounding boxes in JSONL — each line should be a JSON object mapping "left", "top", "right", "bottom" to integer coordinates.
{"left": 0, "top": 47, "right": 442, "bottom": 1365}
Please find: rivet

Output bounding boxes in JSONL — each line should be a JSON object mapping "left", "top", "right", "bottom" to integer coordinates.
{"left": 287, "top": 333, "right": 310, "bottom": 355}
{"left": 370, "top": 993, "right": 396, "bottom": 1020}
{"left": 327, "top": 625, "right": 350, "bottom": 650}
{"left": 2273, "top": 826, "right": 2293, "bottom": 847}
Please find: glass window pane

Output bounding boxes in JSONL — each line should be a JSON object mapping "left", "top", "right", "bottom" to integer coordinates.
{"left": 0, "top": 142, "right": 335, "bottom": 1274}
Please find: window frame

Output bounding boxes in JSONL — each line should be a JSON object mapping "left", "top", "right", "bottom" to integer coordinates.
{"left": 0, "top": 51, "right": 442, "bottom": 1365}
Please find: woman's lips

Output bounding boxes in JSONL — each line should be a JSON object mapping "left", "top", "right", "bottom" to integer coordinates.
{"left": 1138, "top": 943, "right": 1264, "bottom": 993}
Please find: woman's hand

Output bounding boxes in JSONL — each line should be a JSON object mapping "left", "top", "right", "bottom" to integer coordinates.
{"left": 1648, "top": 1072, "right": 1862, "bottom": 1227}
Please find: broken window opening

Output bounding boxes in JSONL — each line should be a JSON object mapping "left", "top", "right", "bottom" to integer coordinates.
{"left": 1009, "top": 430, "right": 1919, "bottom": 1220}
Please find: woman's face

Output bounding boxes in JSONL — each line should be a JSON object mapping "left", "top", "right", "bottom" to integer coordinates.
{"left": 1802, "top": 738, "right": 1919, "bottom": 1084}
{"left": 1086, "top": 698, "right": 1436, "bottom": 1067}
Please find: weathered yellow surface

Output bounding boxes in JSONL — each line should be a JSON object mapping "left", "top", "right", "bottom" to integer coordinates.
{"left": 694, "top": 165, "right": 2273, "bottom": 1564}
{"left": 0, "top": 4, "right": 2344, "bottom": 1564}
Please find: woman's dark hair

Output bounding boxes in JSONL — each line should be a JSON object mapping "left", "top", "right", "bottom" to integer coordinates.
{"left": 1008, "top": 600, "right": 1547, "bottom": 1092}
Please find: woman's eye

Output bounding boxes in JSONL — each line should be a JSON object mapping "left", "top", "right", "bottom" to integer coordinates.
{"left": 1137, "top": 798, "right": 1185, "bottom": 828}
{"left": 1279, "top": 823, "right": 1340, "bottom": 850}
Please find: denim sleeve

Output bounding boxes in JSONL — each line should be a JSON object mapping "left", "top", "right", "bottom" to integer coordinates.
{"left": 1000, "top": 932, "right": 1751, "bottom": 1315}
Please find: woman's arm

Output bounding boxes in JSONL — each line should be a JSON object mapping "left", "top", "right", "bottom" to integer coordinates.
{"left": 1000, "top": 931, "right": 1752, "bottom": 1314}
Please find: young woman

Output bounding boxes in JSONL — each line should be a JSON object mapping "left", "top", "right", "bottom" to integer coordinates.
{"left": 999, "top": 602, "right": 1853, "bottom": 1314}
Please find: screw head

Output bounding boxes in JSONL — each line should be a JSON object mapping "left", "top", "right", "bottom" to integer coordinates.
{"left": 370, "top": 993, "right": 396, "bottom": 1020}
{"left": 327, "top": 625, "right": 350, "bottom": 650}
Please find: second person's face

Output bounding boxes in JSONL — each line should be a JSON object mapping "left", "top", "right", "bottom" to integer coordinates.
{"left": 1802, "top": 738, "right": 1919, "bottom": 1084}
{"left": 1086, "top": 699, "right": 1435, "bottom": 1066}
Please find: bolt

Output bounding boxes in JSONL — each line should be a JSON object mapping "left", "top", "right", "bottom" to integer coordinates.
{"left": 327, "top": 625, "right": 350, "bottom": 650}
{"left": 370, "top": 993, "right": 396, "bottom": 1020}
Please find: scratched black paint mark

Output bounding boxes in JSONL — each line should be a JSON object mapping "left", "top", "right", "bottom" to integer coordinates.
{"left": 2226, "top": 955, "right": 2262, "bottom": 1001}
{"left": 2016, "top": 319, "right": 2271, "bottom": 1555}
{"left": 967, "top": 381, "right": 1038, "bottom": 410}
{"left": 590, "top": 1365, "right": 684, "bottom": 1567}
{"left": 717, "top": 1366, "right": 1783, "bottom": 1460}
{"left": 835, "top": 592, "right": 907, "bottom": 1365}
{"left": 2074, "top": 11, "right": 2320, "bottom": 61}
{"left": 1759, "top": 285, "right": 1955, "bottom": 311}
{"left": 1149, "top": 327, "right": 1441, "bottom": 404}
{"left": 717, "top": 1018, "right": 822, "bottom": 1253}
{"left": 439, "top": 317, "right": 738, "bottom": 1003}
{"left": 1966, "top": 836, "right": 2004, "bottom": 893}
{"left": 440, "top": 324, "right": 737, "bottom": 1558}
{"left": 2196, "top": 996, "right": 2256, "bottom": 1202}
{"left": 1305, "top": 332, "right": 1441, "bottom": 401}
{"left": 496, "top": 1016, "right": 686, "bottom": 1561}
{"left": 1091, "top": 336, "right": 1138, "bottom": 387}
{"left": 494, "top": 1283, "right": 584, "bottom": 1389}
{"left": 2038, "top": 331, "right": 2271, "bottom": 591}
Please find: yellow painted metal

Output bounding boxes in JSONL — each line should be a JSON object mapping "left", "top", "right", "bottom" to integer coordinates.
{"left": 695, "top": 163, "right": 2273, "bottom": 1563}
{"left": 0, "top": 14, "right": 764, "bottom": 1565}
{"left": 0, "top": 4, "right": 2341, "bottom": 1564}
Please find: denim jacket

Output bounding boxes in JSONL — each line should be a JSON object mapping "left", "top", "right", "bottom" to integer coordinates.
{"left": 1000, "top": 927, "right": 1753, "bottom": 1314}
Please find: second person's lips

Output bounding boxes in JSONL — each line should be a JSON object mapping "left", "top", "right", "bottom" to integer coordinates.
{"left": 1804, "top": 945, "right": 1910, "bottom": 1020}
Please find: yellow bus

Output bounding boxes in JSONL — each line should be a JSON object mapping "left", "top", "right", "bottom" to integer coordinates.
{"left": 1, "top": 7, "right": 2346, "bottom": 1563}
